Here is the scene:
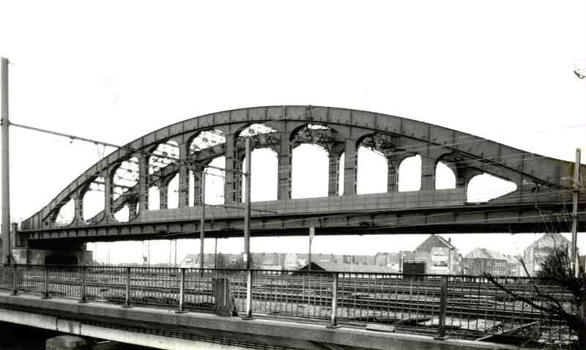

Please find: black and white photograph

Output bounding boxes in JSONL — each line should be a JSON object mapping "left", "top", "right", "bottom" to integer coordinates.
{"left": 0, "top": 1, "right": 585, "bottom": 349}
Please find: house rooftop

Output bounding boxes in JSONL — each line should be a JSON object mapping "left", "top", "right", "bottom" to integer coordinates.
{"left": 414, "top": 234, "right": 457, "bottom": 253}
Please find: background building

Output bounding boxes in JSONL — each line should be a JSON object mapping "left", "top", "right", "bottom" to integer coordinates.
{"left": 403, "top": 235, "right": 461, "bottom": 274}
{"left": 523, "top": 234, "right": 570, "bottom": 276}
{"left": 462, "top": 248, "right": 521, "bottom": 276}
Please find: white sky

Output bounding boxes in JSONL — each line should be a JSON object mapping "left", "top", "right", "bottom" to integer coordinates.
{"left": 1, "top": 1, "right": 585, "bottom": 264}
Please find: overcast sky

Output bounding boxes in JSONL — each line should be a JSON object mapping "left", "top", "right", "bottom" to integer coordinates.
{"left": 1, "top": 1, "right": 585, "bottom": 264}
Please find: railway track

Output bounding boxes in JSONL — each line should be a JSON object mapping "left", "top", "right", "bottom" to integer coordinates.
{"left": 15, "top": 273, "right": 563, "bottom": 326}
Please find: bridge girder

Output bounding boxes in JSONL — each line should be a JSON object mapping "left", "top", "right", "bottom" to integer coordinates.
{"left": 19, "top": 105, "right": 586, "bottom": 244}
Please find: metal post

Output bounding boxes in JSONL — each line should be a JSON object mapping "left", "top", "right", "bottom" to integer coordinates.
{"left": 177, "top": 267, "right": 185, "bottom": 313}
{"left": 327, "top": 273, "right": 339, "bottom": 328}
{"left": 200, "top": 169, "right": 206, "bottom": 274}
{"left": 1, "top": 57, "right": 11, "bottom": 265}
{"left": 11, "top": 263, "right": 17, "bottom": 295}
{"left": 244, "top": 269, "right": 253, "bottom": 319}
{"left": 41, "top": 265, "right": 50, "bottom": 299}
{"left": 10, "top": 222, "right": 17, "bottom": 262}
{"left": 308, "top": 227, "right": 314, "bottom": 271}
{"left": 174, "top": 239, "right": 178, "bottom": 266}
{"left": 123, "top": 267, "right": 131, "bottom": 308}
{"left": 571, "top": 148, "right": 581, "bottom": 278}
{"left": 243, "top": 138, "right": 252, "bottom": 269}
{"left": 79, "top": 266, "right": 87, "bottom": 303}
{"left": 214, "top": 237, "right": 218, "bottom": 269}
{"left": 435, "top": 276, "right": 448, "bottom": 339}
{"left": 242, "top": 138, "right": 253, "bottom": 320}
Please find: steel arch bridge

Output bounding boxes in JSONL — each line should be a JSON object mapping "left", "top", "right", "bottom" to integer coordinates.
{"left": 16, "top": 105, "right": 586, "bottom": 251}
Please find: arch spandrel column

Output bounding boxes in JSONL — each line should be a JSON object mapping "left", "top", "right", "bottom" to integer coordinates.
{"left": 327, "top": 145, "right": 344, "bottom": 197}
{"left": 387, "top": 158, "right": 400, "bottom": 193}
{"left": 224, "top": 133, "right": 237, "bottom": 204}
{"left": 277, "top": 134, "right": 292, "bottom": 200}
{"left": 138, "top": 154, "right": 149, "bottom": 211}
{"left": 73, "top": 191, "right": 83, "bottom": 224}
{"left": 178, "top": 143, "right": 190, "bottom": 208}
{"left": 128, "top": 200, "right": 138, "bottom": 220}
{"left": 343, "top": 140, "right": 357, "bottom": 195}
{"left": 328, "top": 154, "right": 340, "bottom": 197}
{"left": 191, "top": 165, "right": 203, "bottom": 206}
{"left": 159, "top": 183, "right": 169, "bottom": 210}
{"left": 420, "top": 156, "right": 436, "bottom": 191}
{"left": 104, "top": 168, "right": 114, "bottom": 221}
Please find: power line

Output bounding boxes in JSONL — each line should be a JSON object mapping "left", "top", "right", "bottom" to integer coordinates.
{"left": 8, "top": 121, "right": 240, "bottom": 175}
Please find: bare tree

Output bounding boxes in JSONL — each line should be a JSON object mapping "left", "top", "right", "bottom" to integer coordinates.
{"left": 485, "top": 249, "right": 585, "bottom": 349}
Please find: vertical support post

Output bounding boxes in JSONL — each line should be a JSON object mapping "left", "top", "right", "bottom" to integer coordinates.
{"left": 214, "top": 238, "right": 218, "bottom": 269}
{"left": 243, "top": 137, "right": 253, "bottom": 320}
{"left": 343, "top": 140, "right": 356, "bottom": 195}
{"left": 177, "top": 268, "right": 185, "bottom": 313}
{"left": 244, "top": 269, "right": 253, "bottom": 319}
{"left": 79, "top": 266, "right": 87, "bottom": 303}
{"left": 138, "top": 154, "right": 149, "bottom": 211}
{"left": 1, "top": 57, "right": 11, "bottom": 265}
{"left": 277, "top": 134, "right": 291, "bottom": 200}
{"left": 308, "top": 227, "right": 314, "bottom": 271}
{"left": 123, "top": 267, "right": 131, "bottom": 308}
{"left": 11, "top": 263, "right": 17, "bottom": 295}
{"left": 223, "top": 134, "right": 236, "bottom": 204}
{"left": 159, "top": 183, "right": 168, "bottom": 210}
{"left": 199, "top": 170, "right": 206, "bottom": 274}
{"left": 387, "top": 158, "right": 399, "bottom": 193}
{"left": 174, "top": 239, "right": 178, "bottom": 266}
{"left": 420, "top": 156, "right": 436, "bottom": 191}
{"left": 571, "top": 148, "right": 581, "bottom": 278}
{"left": 178, "top": 143, "right": 190, "bottom": 208}
{"left": 103, "top": 168, "right": 113, "bottom": 220}
{"left": 328, "top": 272, "right": 339, "bottom": 328}
{"left": 41, "top": 265, "right": 50, "bottom": 299}
{"left": 73, "top": 192, "right": 84, "bottom": 224}
{"left": 327, "top": 153, "right": 339, "bottom": 197}
{"left": 436, "top": 276, "right": 448, "bottom": 339}
{"left": 243, "top": 138, "right": 252, "bottom": 270}
{"left": 192, "top": 166, "right": 203, "bottom": 206}
{"left": 10, "top": 222, "right": 17, "bottom": 259}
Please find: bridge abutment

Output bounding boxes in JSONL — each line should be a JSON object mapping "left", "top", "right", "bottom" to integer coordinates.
{"left": 12, "top": 247, "right": 92, "bottom": 265}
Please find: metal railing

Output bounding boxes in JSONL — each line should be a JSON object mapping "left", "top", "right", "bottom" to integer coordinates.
{"left": 0, "top": 265, "right": 574, "bottom": 346}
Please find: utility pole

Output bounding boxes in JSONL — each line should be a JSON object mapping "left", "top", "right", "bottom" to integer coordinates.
{"left": 571, "top": 148, "right": 581, "bottom": 277}
{"left": 174, "top": 239, "right": 177, "bottom": 266}
{"left": 200, "top": 169, "right": 206, "bottom": 271}
{"left": 308, "top": 227, "right": 314, "bottom": 271}
{"left": 243, "top": 137, "right": 253, "bottom": 319}
{"left": 214, "top": 237, "right": 218, "bottom": 269}
{"left": 243, "top": 138, "right": 252, "bottom": 269}
{"left": 1, "top": 57, "right": 11, "bottom": 265}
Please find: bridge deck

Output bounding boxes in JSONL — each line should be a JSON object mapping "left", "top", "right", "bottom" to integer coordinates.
{"left": 0, "top": 293, "right": 524, "bottom": 350}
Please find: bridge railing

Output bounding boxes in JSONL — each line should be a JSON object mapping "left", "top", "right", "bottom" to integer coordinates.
{"left": 0, "top": 265, "right": 573, "bottom": 346}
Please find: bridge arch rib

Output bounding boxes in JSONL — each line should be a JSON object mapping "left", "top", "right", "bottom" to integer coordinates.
{"left": 20, "top": 105, "right": 585, "bottom": 233}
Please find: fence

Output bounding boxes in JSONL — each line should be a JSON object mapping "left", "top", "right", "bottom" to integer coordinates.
{"left": 0, "top": 265, "right": 574, "bottom": 346}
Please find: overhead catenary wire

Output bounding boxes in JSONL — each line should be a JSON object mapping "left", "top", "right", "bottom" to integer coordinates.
{"left": 8, "top": 121, "right": 240, "bottom": 175}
